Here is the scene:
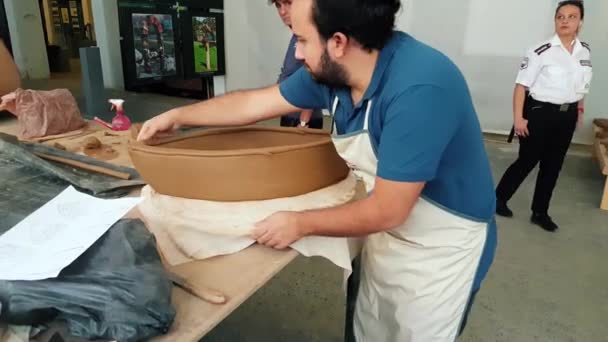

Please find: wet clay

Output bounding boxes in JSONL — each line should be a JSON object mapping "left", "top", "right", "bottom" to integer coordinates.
{"left": 83, "top": 136, "right": 102, "bottom": 149}
{"left": 84, "top": 144, "right": 119, "bottom": 161}
{"left": 128, "top": 126, "right": 350, "bottom": 201}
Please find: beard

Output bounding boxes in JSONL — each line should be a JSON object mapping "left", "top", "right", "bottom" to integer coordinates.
{"left": 307, "top": 48, "right": 349, "bottom": 88}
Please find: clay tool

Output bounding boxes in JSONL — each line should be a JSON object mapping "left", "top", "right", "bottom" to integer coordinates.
{"left": 166, "top": 271, "right": 227, "bottom": 305}
{"left": 155, "top": 236, "right": 227, "bottom": 305}
{"left": 33, "top": 152, "right": 131, "bottom": 180}
{"left": 21, "top": 127, "right": 89, "bottom": 143}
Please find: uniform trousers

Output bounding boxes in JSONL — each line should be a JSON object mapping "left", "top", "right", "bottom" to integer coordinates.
{"left": 496, "top": 97, "right": 578, "bottom": 214}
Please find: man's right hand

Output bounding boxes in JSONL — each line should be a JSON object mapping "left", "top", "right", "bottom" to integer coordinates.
{"left": 514, "top": 116, "right": 529, "bottom": 138}
{"left": 137, "top": 109, "right": 181, "bottom": 142}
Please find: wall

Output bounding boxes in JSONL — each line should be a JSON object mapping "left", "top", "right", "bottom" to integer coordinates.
{"left": 3, "top": 0, "right": 50, "bottom": 79}
{"left": 81, "top": 0, "right": 94, "bottom": 40}
{"left": 89, "top": 0, "right": 605, "bottom": 138}
{"left": 223, "top": 0, "right": 291, "bottom": 92}
{"left": 399, "top": 0, "right": 607, "bottom": 144}
{"left": 41, "top": 0, "right": 55, "bottom": 45}
{"left": 91, "top": 0, "right": 123, "bottom": 89}
{"left": 224, "top": 0, "right": 607, "bottom": 143}
{"left": 81, "top": 0, "right": 93, "bottom": 25}
{"left": 581, "top": 0, "right": 608, "bottom": 135}
{"left": 224, "top": 0, "right": 607, "bottom": 144}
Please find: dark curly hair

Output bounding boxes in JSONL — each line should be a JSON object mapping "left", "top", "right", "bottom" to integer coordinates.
{"left": 311, "top": 0, "right": 401, "bottom": 51}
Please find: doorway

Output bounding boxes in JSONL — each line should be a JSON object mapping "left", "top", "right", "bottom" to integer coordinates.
{"left": 38, "top": 0, "right": 96, "bottom": 77}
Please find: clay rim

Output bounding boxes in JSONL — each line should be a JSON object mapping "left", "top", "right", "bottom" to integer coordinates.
{"left": 128, "top": 125, "right": 335, "bottom": 157}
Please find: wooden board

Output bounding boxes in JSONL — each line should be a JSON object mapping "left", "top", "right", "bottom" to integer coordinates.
{"left": 0, "top": 118, "right": 134, "bottom": 167}
{"left": 593, "top": 124, "right": 608, "bottom": 175}
{"left": 0, "top": 117, "right": 368, "bottom": 341}
{"left": 592, "top": 123, "right": 608, "bottom": 210}
{"left": 153, "top": 246, "right": 298, "bottom": 342}
{"left": 0, "top": 117, "right": 303, "bottom": 341}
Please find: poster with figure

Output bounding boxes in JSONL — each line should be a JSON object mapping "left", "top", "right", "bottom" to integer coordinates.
{"left": 132, "top": 13, "right": 177, "bottom": 79}
{"left": 192, "top": 16, "right": 218, "bottom": 73}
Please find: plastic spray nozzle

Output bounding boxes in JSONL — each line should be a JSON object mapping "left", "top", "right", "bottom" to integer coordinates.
{"left": 109, "top": 99, "right": 125, "bottom": 113}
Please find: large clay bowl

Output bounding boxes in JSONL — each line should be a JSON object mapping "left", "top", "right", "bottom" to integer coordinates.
{"left": 128, "top": 126, "right": 350, "bottom": 201}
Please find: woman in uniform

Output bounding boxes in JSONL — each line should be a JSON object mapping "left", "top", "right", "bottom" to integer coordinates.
{"left": 495, "top": 0, "right": 591, "bottom": 232}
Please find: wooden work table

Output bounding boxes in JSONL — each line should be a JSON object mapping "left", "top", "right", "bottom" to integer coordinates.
{"left": 592, "top": 122, "right": 608, "bottom": 210}
{"left": 0, "top": 117, "right": 299, "bottom": 341}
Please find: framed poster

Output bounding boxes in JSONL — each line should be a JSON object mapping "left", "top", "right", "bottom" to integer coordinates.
{"left": 132, "top": 13, "right": 178, "bottom": 80}
{"left": 120, "top": 7, "right": 183, "bottom": 87}
{"left": 181, "top": 9, "right": 225, "bottom": 77}
{"left": 193, "top": 16, "right": 218, "bottom": 73}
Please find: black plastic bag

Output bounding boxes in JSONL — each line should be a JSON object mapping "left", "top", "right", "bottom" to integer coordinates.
{"left": 0, "top": 219, "right": 176, "bottom": 341}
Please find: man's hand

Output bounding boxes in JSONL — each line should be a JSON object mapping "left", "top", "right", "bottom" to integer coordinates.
{"left": 137, "top": 110, "right": 181, "bottom": 141}
{"left": 251, "top": 211, "right": 305, "bottom": 249}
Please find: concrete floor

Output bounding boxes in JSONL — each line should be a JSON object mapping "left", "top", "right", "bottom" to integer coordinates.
{"left": 202, "top": 142, "right": 608, "bottom": 342}
{"left": 21, "top": 74, "right": 608, "bottom": 341}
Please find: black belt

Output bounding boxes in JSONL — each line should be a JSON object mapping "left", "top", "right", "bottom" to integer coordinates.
{"left": 527, "top": 98, "right": 578, "bottom": 113}
{"left": 507, "top": 97, "right": 578, "bottom": 143}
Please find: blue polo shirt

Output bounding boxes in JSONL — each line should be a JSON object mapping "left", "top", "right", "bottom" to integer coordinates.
{"left": 279, "top": 31, "right": 496, "bottom": 221}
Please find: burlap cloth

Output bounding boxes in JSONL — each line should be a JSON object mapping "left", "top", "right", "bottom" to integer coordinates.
{"left": 138, "top": 172, "right": 363, "bottom": 272}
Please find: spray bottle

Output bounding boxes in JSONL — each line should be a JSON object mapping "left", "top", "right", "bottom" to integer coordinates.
{"left": 94, "top": 99, "right": 132, "bottom": 131}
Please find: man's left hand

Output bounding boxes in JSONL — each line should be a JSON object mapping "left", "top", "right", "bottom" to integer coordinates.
{"left": 251, "top": 212, "right": 305, "bottom": 249}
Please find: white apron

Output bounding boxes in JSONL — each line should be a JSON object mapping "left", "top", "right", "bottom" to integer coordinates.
{"left": 329, "top": 97, "right": 489, "bottom": 341}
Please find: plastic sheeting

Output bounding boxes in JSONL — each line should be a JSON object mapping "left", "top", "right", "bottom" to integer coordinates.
{"left": 0, "top": 219, "right": 175, "bottom": 342}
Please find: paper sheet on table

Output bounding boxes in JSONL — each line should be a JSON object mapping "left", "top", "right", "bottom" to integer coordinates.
{"left": 0, "top": 186, "right": 141, "bottom": 281}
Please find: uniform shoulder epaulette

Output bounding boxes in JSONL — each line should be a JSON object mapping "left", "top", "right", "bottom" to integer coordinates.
{"left": 534, "top": 43, "right": 551, "bottom": 55}
{"left": 581, "top": 42, "right": 591, "bottom": 52}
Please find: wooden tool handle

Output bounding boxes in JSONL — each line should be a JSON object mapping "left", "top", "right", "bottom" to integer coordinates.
{"left": 21, "top": 127, "right": 89, "bottom": 143}
{"left": 33, "top": 152, "right": 131, "bottom": 180}
{"left": 175, "top": 278, "right": 227, "bottom": 305}
{"left": 157, "top": 249, "right": 227, "bottom": 305}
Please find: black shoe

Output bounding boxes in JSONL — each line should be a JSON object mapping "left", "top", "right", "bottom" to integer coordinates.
{"left": 496, "top": 199, "right": 513, "bottom": 217}
{"left": 531, "top": 213, "right": 558, "bottom": 232}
